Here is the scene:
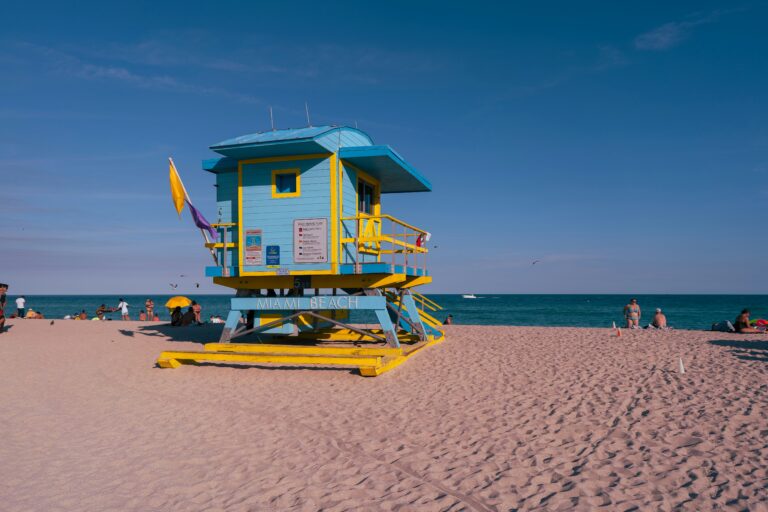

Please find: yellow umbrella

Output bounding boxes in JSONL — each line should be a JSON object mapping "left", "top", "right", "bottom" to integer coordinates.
{"left": 165, "top": 296, "right": 192, "bottom": 310}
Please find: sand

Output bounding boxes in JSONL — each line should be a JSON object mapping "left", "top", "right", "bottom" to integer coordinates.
{"left": 1, "top": 319, "right": 767, "bottom": 511}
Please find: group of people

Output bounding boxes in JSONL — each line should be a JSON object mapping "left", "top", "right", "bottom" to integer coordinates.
{"left": 169, "top": 301, "right": 203, "bottom": 327}
{"left": 0, "top": 287, "right": 48, "bottom": 333}
{"left": 623, "top": 298, "right": 668, "bottom": 330}
{"left": 625, "top": 298, "right": 768, "bottom": 334}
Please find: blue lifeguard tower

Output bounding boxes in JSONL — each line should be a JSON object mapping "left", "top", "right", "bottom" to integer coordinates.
{"left": 158, "top": 126, "right": 444, "bottom": 375}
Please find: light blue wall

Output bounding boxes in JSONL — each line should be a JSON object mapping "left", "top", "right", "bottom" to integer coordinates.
{"left": 216, "top": 170, "right": 239, "bottom": 267}
{"left": 341, "top": 162, "right": 357, "bottom": 263}
{"left": 240, "top": 156, "right": 332, "bottom": 273}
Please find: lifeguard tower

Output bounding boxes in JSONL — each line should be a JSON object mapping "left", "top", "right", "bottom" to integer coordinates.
{"left": 157, "top": 126, "right": 444, "bottom": 376}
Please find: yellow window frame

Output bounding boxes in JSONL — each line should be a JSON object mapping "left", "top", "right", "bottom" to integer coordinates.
{"left": 271, "top": 168, "right": 301, "bottom": 198}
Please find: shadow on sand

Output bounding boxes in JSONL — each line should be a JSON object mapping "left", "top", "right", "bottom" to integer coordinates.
{"left": 121, "top": 323, "right": 225, "bottom": 345}
{"left": 709, "top": 338, "right": 768, "bottom": 362}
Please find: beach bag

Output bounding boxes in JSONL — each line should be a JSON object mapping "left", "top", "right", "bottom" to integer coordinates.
{"left": 711, "top": 320, "right": 735, "bottom": 332}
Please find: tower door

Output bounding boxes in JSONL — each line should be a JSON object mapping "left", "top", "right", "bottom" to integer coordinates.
{"left": 357, "top": 176, "right": 381, "bottom": 256}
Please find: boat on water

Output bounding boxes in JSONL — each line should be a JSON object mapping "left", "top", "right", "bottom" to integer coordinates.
{"left": 462, "top": 294, "right": 478, "bottom": 299}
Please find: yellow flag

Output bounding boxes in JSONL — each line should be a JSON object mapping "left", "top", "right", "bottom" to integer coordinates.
{"left": 169, "top": 159, "right": 186, "bottom": 216}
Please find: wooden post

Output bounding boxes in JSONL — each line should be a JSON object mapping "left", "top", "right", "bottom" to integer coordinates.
{"left": 222, "top": 225, "right": 230, "bottom": 277}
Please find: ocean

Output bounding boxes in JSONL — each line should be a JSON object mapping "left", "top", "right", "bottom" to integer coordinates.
{"left": 4, "top": 294, "right": 767, "bottom": 331}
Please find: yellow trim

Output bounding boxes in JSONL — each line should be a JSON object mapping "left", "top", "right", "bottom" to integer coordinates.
{"left": 240, "top": 153, "right": 330, "bottom": 165}
{"left": 271, "top": 168, "right": 301, "bottom": 198}
{"left": 338, "top": 159, "right": 345, "bottom": 263}
{"left": 330, "top": 153, "right": 338, "bottom": 272}
{"left": 238, "top": 161, "right": 243, "bottom": 270}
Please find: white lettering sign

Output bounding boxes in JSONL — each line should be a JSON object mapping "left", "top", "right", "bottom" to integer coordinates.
{"left": 294, "top": 218, "right": 328, "bottom": 263}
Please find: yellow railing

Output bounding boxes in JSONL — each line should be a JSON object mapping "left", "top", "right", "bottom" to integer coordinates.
{"left": 205, "top": 217, "right": 429, "bottom": 277}
{"left": 340, "top": 214, "right": 429, "bottom": 274}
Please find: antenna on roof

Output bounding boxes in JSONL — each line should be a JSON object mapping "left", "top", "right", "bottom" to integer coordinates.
{"left": 269, "top": 106, "right": 275, "bottom": 131}
{"left": 305, "top": 101, "right": 312, "bottom": 127}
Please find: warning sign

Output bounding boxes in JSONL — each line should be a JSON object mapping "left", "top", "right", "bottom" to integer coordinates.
{"left": 244, "top": 229, "right": 262, "bottom": 265}
{"left": 294, "top": 218, "right": 328, "bottom": 263}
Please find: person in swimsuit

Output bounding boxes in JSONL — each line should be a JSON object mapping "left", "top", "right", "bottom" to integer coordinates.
{"left": 624, "top": 298, "right": 641, "bottom": 329}
{"left": 734, "top": 309, "right": 762, "bottom": 334}
{"left": 145, "top": 298, "right": 154, "bottom": 319}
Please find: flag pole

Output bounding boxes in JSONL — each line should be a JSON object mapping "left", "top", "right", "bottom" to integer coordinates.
{"left": 170, "top": 157, "right": 219, "bottom": 266}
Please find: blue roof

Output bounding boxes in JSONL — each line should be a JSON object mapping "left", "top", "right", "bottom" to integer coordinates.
{"left": 213, "top": 126, "right": 334, "bottom": 147}
{"left": 210, "top": 125, "right": 374, "bottom": 159}
{"left": 339, "top": 146, "right": 432, "bottom": 193}
{"left": 205, "top": 126, "right": 431, "bottom": 193}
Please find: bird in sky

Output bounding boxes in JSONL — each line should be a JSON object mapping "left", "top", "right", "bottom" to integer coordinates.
{"left": 532, "top": 260, "right": 540, "bottom": 265}
{"left": 170, "top": 283, "right": 178, "bottom": 289}
{"left": 195, "top": 283, "right": 200, "bottom": 288}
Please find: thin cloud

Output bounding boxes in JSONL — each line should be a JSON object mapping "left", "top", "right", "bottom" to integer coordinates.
{"left": 499, "top": 45, "right": 627, "bottom": 98}
{"left": 14, "top": 42, "right": 262, "bottom": 104}
{"left": 634, "top": 9, "right": 736, "bottom": 51}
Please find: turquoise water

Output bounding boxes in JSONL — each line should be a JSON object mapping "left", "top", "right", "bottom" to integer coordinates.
{"left": 4, "top": 294, "right": 767, "bottom": 331}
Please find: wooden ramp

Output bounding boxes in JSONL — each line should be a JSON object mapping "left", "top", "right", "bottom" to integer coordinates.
{"left": 156, "top": 335, "right": 444, "bottom": 377}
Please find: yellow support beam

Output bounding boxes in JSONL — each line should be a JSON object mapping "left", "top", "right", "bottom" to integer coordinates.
{"left": 400, "top": 276, "right": 432, "bottom": 289}
{"left": 157, "top": 350, "right": 383, "bottom": 368}
{"left": 203, "top": 343, "right": 402, "bottom": 357}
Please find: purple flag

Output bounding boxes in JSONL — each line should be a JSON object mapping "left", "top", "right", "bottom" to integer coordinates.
{"left": 185, "top": 199, "right": 217, "bottom": 239}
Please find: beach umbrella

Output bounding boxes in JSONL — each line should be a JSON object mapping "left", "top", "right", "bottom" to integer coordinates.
{"left": 165, "top": 296, "right": 192, "bottom": 310}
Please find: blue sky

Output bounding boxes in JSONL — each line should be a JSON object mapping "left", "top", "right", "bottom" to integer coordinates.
{"left": 1, "top": 1, "right": 766, "bottom": 294}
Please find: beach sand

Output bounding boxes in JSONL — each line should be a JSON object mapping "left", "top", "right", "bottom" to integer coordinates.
{"left": 1, "top": 320, "right": 766, "bottom": 511}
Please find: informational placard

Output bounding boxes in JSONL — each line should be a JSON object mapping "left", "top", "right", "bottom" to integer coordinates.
{"left": 244, "top": 229, "right": 262, "bottom": 265}
{"left": 266, "top": 245, "right": 280, "bottom": 266}
{"left": 294, "top": 218, "right": 328, "bottom": 263}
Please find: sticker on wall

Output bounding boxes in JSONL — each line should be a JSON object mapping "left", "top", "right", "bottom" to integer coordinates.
{"left": 266, "top": 245, "right": 280, "bottom": 266}
{"left": 294, "top": 218, "right": 328, "bottom": 263}
{"left": 244, "top": 229, "right": 263, "bottom": 265}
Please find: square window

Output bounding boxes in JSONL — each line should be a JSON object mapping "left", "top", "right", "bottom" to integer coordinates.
{"left": 276, "top": 173, "right": 296, "bottom": 194}
{"left": 272, "top": 169, "right": 300, "bottom": 197}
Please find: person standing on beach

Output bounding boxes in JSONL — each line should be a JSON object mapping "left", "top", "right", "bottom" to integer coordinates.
{"left": 0, "top": 283, "right": 7, "bottom": 310}
{"left": 16, "top": 296, "right": 26, "bottom": 318}
{"left": 624, "top": 298, "right": 641, "bottom": 329}
{"left": 145, "top": 298, "right": 154, "bottom": 319}
{"left": 191, "top": 301, "right": 202, "bottom": 325}
{"left": 117, "top": 298, "right": 130, "bottom": 321}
